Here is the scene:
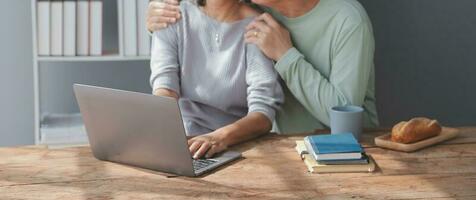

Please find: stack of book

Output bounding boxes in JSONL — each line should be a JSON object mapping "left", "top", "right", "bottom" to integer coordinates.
{"left": 37, "top": 0, "right": 151, "bottom": 57}
{"left": 37, "top": 0, "right": 103, "bottom": 56}
{"left": 122, "top": 0, "right": 151, "bottom": 56}
{"left": 296, "top": 133, "right": 375, "bottom": 173}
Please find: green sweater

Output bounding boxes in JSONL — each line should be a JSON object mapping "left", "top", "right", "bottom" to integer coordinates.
{"left": 263, "top": 0, "right": 379, "bottom": 134}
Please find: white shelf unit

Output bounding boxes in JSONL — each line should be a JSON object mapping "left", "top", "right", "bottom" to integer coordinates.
{"left": 31, "top": 0, "right": 151, "bottom": 146}
{"left": 37, "top": 55, "right": 151, "bottom": 62}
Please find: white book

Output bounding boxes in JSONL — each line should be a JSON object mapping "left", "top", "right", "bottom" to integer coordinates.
{"left": 50, "top": 0, "right": 63, "bottom": 56}
{"left": 63, "top": 0, "right": 76, "bottom": 56}
{"left": 37, "top": 0, "right": 50, "bottom": 56}
{"left": 89, "top": 0, "right": 103, "bottom": 56}
{"left": 137, "top": 0, "right": 150, "bottom": 56}
{"left": 123, "top": 0, "right": 138, "bottom": 56}
{"left": 77, "top": 0, "right": 89, "bottom": 56}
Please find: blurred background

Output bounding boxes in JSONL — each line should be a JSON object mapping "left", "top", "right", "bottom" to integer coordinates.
{"left": 0, "top": 0, "right": 475, "bottom": 147}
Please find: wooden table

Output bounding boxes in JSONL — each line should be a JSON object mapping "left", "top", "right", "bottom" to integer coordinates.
{"left": 1, "top": 127, "right": 476, "bottom": 200}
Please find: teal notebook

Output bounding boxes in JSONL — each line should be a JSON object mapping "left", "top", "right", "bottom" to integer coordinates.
{"left": 304, "top": 133, "right": 363, "bottom": 161}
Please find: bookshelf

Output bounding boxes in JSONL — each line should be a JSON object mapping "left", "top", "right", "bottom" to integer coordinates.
{"left": 31, "top": 0, "right": 151, "bottom": 146}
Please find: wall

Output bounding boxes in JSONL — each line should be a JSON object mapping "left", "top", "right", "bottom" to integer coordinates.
{"left": 1, "top": 0, "right": 475, "bottom": 147}
{"left": 359, "top": 0, "right": 476, "bottom": 126}
{"left": 0, "top": 1, "right": 35, "bottom": 146}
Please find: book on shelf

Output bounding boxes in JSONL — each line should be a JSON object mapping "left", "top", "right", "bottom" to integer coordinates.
{"left": 37, "top": 0, "right": 50, "bottom": 56}
{"left": 137, "top": 0, "right": 151, "bottom": 56}
{"left": 123, "top": 0, "right": 138, "bottom": 56}
{"left": 63, "top": 0, "right": 77, "bottom": 56}
{"left": 295, "top": 140, "right": 375, "bottom": 173}
{"left": 304, "top": 133, "right": 363, "bottom": 161}
{"left": 50, "top": 0, "right": 63, "bottom": 56}
{"left": 76, "top": 0, "right": 89, "bottom": 56}
{"left": 89, "top": 0, "right": 103, "bottom": 56}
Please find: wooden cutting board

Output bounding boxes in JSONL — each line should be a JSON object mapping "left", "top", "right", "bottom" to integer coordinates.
{"left": 374, "top": 127, "right": 459, "bottom": 152}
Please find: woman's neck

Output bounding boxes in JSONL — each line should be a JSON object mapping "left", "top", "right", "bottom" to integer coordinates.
{"left": 201, "top": 0, "right": 243, "bottom": 22}
{"left": 272, "top": 0, "right": 320, "bottom": 18}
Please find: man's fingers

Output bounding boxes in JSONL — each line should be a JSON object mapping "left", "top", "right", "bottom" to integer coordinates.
{"left": 158, "top": 3, "right": 180, "bottom": 12}
{"left": 148, "top": 1, "right": 181, "bottom": 20}
{"left": 147, "top": 1, "right": 181, "bottom": 32}
{"left": 150, "top": 9, "right": 181, "bottom": 19}
{"left": 246, "top": 20, "right": 271, "bottom": 34}
{"left": 150, "top": 8, "right": 181, "bottom": 19}
{"left": 162, "top": 0, "right": 179, "bottom": 5}
{"left": 244, "top": 29, "right": 260, "bottom": 38}
{"left": 244, "top": 36, "right": 259, "bottom": 45}
{"left": 244, "top": 30, "right": 261, "bottom": 43}
{"left": 193, "top": 142, "right": 211, "bottom": 159}
{"left": 257, "top": 13, "right": 280, "bottom": 28}
{"left": 148, "top": 23, "right": 168, "bottom": 31}
{"left": 149, "top": 16, "right": 177, "bottom": 24}
{"left": 246, "top": 21, "right": 256, "bottom": 31}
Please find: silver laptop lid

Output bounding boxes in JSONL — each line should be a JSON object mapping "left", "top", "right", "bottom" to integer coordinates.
{"left": 74, "top": 84, "right": 195, "bottom": 176}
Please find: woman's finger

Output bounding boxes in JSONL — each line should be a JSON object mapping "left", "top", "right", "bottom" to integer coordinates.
{"left": 193, "top": 142, "right": 211, "bottom": 159}
{"left": 188, "top": 140, "right": 202, "bottom": 155}
{"left": 205, "top": 145, "right": 220, "bottom": 159}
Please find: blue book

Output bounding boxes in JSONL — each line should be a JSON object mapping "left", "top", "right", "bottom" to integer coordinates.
{"left": 304, "top": 133, "right": 363, "bottom": 161}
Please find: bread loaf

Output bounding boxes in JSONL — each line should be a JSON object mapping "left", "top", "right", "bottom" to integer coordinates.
{"left": 391, "top": 117, "right": 442, "bottom": 144}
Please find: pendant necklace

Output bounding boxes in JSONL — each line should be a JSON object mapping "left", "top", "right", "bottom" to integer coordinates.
{"left": 202, "top": 6, "right": 239, "bottom": 46}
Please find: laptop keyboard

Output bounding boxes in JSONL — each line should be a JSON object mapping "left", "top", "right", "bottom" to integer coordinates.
{"left": 193, "top": 159, "right": 218, "bottom": 171}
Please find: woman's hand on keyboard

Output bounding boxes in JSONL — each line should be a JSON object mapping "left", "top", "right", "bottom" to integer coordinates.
{"left": 188, "top": 131, "right": 228, "bottom": 159}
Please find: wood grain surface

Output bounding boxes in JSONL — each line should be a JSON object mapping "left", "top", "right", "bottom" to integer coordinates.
{"left": 1, "top": 127, "right": 475, "bottom": 200}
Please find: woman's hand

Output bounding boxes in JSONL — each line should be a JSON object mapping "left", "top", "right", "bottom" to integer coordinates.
{"left": 245, "top": 13, "right": 293, "bottom": 61}
{"left": 188, "top": 131, "right": 229, "bottom": 159}
{"left": 153, "top": 88, "right": 179, "bottom": 99}
{"left": 147, "top": 0, "right": 181, "bottom": 32}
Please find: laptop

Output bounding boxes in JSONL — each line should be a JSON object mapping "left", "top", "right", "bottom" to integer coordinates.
{"left": 73, "top": 84, "right": 241, "bottom": 177}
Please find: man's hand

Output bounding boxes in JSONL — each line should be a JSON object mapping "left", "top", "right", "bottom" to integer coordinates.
{"left": 147, "top": 0, "right": 181, "bottom": 32}
{"left": 245, "top": 13, "right": 293, "bottom": 61}
{"left": 188, "top": 131, "right": 229, "bottom": 159}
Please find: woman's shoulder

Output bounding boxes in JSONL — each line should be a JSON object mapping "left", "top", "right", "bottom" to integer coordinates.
{"left": 178, "top": 0, "right": 196, "bottom": 8}
{"left": 179, "top": 1, "right": 262, "bottom": 20}
{"left": 178, "top": 0, "right": 198, "bottom": 14}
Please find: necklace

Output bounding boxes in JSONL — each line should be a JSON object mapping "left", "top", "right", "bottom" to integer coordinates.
{"left": 201, "top": 5, "right": 240, "bottom": 45}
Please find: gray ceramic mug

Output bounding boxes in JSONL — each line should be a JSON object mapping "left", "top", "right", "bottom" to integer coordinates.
{"left": 330, "top": 105, "right": 364, "bottom": 139}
